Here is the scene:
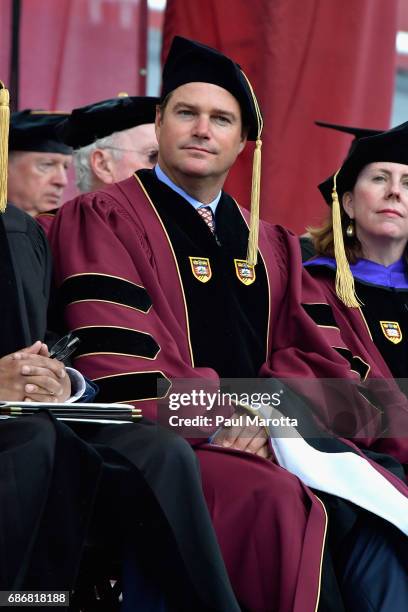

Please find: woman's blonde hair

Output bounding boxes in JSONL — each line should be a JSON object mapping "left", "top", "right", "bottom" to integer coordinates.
{"left": 308, "top": 192, "right": 361, "bottom": 264}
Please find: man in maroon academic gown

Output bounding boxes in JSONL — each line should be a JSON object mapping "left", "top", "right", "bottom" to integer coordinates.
{"left": 0, "top": 86, "right": 239, "bottom": 611}
{"left": 48, "top": 37, "right": 408, "bottom": 611}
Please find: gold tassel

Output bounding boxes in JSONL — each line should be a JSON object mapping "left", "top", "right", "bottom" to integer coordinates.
{"left": 246, "top": 138, "right": 262, "bottom": 266}
{"left": 0, "top": 81, "right": 10, "bottom": 214}
{"left": 331, "top": 170, "right": 360, "bottom": 307}
{"left": 241, "top": 70, "right": 264, "bottom": 268}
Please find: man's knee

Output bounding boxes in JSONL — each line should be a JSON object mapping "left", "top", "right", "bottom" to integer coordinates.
{"left": 157, "top": 429, "right": 197, "bottom": 466}
{"left": 198, "top": 447, "right": 309, "bottom": 516}
{"left": 0, "top": 413, "right": 56, "bottom": 454}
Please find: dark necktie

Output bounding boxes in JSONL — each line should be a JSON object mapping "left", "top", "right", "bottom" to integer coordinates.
{"left": 197, "top": 205, "right": 215, "bottom": 233}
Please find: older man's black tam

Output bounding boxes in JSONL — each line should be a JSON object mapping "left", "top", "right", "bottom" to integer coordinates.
{"left": 161, "top": 36, "right": 261, "bottom": 141}
{"left": 10, "top": 110, "right": 72, "bottom": 154}
{"left": 59, "top": 96, "right": 159, "bottom": 149}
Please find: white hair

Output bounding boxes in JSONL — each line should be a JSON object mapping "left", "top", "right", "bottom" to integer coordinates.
{"left": 73, "top": 131, "right": 124, "bottom": 193}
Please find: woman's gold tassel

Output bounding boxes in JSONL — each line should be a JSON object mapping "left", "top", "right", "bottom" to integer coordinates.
{"left": 331, "top": 170, "right": 360, "bottom": 307}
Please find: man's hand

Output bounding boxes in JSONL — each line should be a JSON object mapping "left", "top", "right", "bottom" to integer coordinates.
{"left": 19, "top": 340, "right": 50, "bottom": 357}
{"left": 0, "top": 341, "right": 71, "bottom": 402}
{"left": 212, "top": 411, "right": 271, "bottom": 458}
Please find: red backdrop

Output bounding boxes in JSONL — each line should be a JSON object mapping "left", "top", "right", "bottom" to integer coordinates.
{"left": 0, "top": 1, "right": 13, "bottom": 87}
{"left": 162, "top": 0, "right": 398, "bottom": 233}
{"left": 1, "top": 0, "right": 147, "bottom": 109}
{"left": 0, "top": 0, "right": 148, "bottom": 201}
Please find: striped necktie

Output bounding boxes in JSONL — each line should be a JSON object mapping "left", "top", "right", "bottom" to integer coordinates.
{"left": 197, "top": 205, "right": 215, "bottom": 233}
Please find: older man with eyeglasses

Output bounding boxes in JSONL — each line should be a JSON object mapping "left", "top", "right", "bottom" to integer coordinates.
{"left": 61, "top": 95, "right": 159, "bottom": 194}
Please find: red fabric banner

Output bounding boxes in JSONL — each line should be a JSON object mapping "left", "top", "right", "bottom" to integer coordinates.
{"left": 0, "top": 0, "right": 13, "bottom": 86}
{"left": 19, "top": 0, "right": 147, "bottom": 110}
{"left": 162, "top": 0, "right": 398, "bottom": 233}
{"left": 2, "top": 0, "right": 148, "bottom": 201}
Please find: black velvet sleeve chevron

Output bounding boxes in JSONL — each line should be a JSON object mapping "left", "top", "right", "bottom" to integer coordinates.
{"left": 60, "top": 273, "right": 152, "bottom": 313}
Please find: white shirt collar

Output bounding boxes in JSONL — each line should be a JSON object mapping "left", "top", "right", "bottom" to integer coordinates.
{"left": 154, "top": 164, "right": 222, "bottom": 214}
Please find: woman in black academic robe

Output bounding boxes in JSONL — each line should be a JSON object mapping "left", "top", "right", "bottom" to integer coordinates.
{"left": 307, "top": 122, "right": 408, "bottom": 391}
{"left": 305, "top": 122, "right": 408, "bottom": 468}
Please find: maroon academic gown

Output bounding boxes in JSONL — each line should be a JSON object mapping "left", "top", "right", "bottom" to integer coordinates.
{"left": 48, "top": 170, "right": 408, "bottom": 612}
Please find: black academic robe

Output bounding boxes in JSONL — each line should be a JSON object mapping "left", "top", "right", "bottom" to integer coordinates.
{"left": 0, "top": 412, "right": 104, "bottom": 591}
{"left": 352, "top": 280, "right": 408, "bottom": 381}
{"left": 1, "top": 203, "right": 51, "bottom": 354}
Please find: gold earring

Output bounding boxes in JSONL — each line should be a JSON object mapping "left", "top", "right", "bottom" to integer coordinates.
{"left": 346, "top": 220, "right": 354, "bottom": 238}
